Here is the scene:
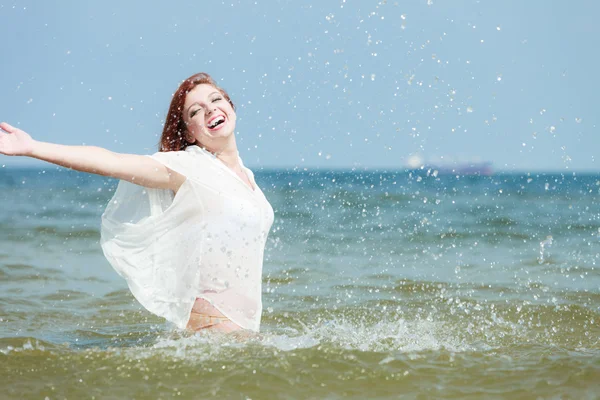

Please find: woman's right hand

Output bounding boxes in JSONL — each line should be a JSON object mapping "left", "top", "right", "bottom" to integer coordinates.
{"left": 0, "top": 122, "right": 35, "bottom": 156}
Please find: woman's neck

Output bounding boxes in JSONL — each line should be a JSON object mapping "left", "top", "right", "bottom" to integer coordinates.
{"left": 202, "top": 137, "right": 239, "bottom": 168}
{"left": 215, "top": 147, "right": 239, "bottom": 168}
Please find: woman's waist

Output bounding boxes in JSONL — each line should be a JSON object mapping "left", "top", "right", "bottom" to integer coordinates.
{"left": 191, "top": 297, "right": 227, "bottom": 316}
{"left": 187, "top": 298, "right": 238, "bottom": 332}
{"left": 193, "top": 290, "right": 262, "bottom": 320}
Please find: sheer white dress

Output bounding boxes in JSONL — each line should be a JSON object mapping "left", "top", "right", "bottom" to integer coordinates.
{"left": 100, "top": 145, "right": 274, "bottom": 331}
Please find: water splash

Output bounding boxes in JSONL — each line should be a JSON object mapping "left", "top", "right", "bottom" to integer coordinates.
{"left": 538, "top": 235, "right": 553, "bottom": 264}
{"left": 124, "top": 317, "right": 485, "bottom": 362}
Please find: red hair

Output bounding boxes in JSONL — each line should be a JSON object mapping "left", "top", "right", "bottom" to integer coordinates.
{"left": 159, "top": 72, "right": 235, "bottom": 152}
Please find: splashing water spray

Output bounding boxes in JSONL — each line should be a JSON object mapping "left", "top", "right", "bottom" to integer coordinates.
{"left": 538, "top": 235, "right": 553, "bottom": 264}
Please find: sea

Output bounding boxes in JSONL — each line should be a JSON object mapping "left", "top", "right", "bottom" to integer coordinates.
{"left": 1, "top": 166, "right": 599, "bottom": 399}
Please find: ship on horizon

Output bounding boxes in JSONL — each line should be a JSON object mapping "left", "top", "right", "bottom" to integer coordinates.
{"left": 405, "top": 154, "right": 493, "bottom": 176}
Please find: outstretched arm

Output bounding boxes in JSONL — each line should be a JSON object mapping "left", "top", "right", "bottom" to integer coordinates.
{"left": 0, "top": 122, "right": 185, "bottom": 192}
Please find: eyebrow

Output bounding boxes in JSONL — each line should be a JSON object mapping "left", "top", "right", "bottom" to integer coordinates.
{"left": 186, "top": 91, "right": 221, "bottom": 114}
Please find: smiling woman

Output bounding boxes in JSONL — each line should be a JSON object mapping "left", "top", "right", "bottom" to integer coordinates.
{"left": 0, "top": 72, "right": 274, "bottom": 333}
{"left": 160, "top": 73, "right": 236, "bottom": 152}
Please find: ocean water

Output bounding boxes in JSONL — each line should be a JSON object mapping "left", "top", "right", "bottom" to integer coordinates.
{"left": 0, "top": 166, "right": 599, "bottom": 399}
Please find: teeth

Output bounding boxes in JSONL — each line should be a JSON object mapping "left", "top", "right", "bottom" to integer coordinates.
{"left": 208, "top": 116, "right": 225, "bottom": 128}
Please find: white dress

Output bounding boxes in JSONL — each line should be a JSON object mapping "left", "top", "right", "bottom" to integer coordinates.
{"left": 100, "top": 145, "right": 274, "bottom": 331}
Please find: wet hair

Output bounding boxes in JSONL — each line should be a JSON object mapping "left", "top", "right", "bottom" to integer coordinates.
{"left": 159, "top": 72, "right": 235, "bottom": 152}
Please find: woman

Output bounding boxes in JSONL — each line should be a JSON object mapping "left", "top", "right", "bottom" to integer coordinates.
{"left": 0, "top": 72, "right": 274, "bottom": 334}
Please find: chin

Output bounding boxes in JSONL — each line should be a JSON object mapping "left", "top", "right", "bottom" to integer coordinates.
{"left": 205, "top": 128, "right": 234, "bottom": 140}
{"left": 218, "top": 126, "right": 235, "bottom": 136}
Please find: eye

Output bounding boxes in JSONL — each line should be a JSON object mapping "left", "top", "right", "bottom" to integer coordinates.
{"left": 190, "top": 108, "right": 202, "bottom": 117}
{"left": 212, "top": 97, "right": 222, "bottom": 103}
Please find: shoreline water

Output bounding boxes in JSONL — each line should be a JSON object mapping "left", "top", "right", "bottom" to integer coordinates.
{"left": 1, "top": 168, "right": 599, "bottom": 398}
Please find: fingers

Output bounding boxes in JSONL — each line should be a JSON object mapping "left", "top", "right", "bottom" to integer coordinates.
{"left": 0, "top": 122, "right": 16, "bottom": 133}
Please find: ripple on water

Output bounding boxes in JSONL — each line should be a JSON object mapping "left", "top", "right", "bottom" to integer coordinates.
{"left": 0, "top": 263, "right": 65, "bottom": 283}
{"left": 40, "top": 290, "right": 89, "bottom": 302}
{"left": 32, "top": 226, "right": 100, "bottom": 239}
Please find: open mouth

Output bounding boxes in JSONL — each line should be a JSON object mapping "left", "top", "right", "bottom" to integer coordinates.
{"left": 207, "top": 115, "right": 226, "bottom": 130}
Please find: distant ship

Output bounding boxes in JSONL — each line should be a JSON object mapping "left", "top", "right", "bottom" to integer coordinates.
{"left": 405, "top": 155, "right": 493, "bottom": 176}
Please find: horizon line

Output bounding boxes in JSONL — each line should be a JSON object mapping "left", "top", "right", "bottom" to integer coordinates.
{"left": 1, "top": 164, "right": 598, "bottom": 175}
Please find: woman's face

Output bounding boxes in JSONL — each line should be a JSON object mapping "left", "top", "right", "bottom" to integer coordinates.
{"left": 182, "top": 83, "right": 236, "bottom": 146}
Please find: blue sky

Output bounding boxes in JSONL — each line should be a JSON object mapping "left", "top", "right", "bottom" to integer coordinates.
{"left": 1, "top": 0, "right": 598, "bottom": 171}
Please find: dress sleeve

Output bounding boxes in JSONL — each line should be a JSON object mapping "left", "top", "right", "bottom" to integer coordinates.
{"left": 100, "top": 151, "right": 206, "bottom": 329}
